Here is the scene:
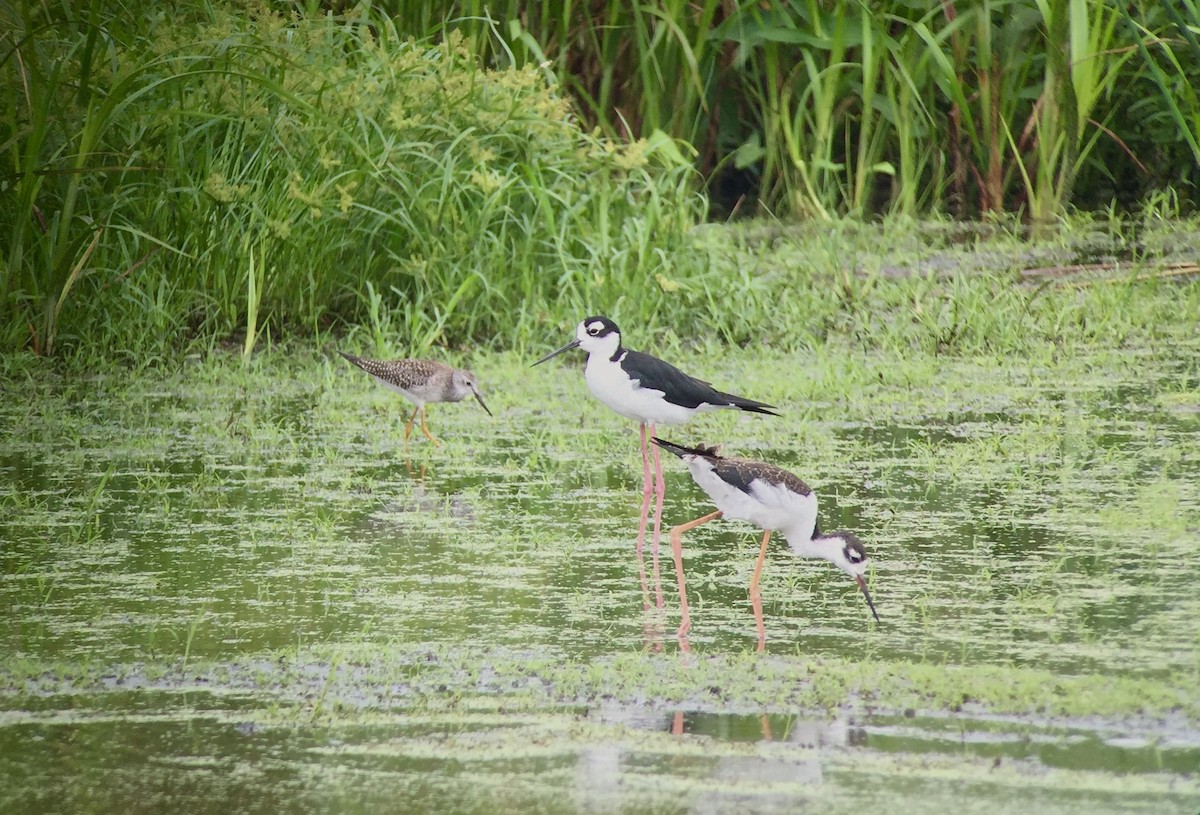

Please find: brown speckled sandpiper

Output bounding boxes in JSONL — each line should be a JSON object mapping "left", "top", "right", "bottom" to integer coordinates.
{"left": 338, "top": 352, "right": 492, "bottom": 446}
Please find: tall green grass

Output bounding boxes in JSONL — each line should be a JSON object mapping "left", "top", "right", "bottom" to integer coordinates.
{"left": 4, "top": 0, "right": 1199, "bottom": 361}
{"left": 1, "top": 1, "right": 701, "bottom": 358}
{"left": 1126, "top": 0, "right": 1200, "bottom": 169}
{"left": 372, "top": 0, "right": 1200, "bottom": 220}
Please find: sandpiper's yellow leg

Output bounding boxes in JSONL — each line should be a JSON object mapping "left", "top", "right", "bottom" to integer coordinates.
{"left": 403, "top": 407, "right": 419, "bottom": 444}
{"left": 418, "top": 407, "right": 441, "bottom": 447}
{"left": 759, "top": 714, "right": 773, "bottom": 740}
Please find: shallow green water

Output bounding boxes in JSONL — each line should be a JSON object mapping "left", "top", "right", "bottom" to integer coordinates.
{"left": 3, "top": 703, "right": 1198, "bottom": 814}
{"left": 2, "top": 341, "right": 1199, "bottom": 812}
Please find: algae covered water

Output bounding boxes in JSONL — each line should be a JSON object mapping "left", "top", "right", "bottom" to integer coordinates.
{"left": 2, "top": 338, "right": 1199, "bottom": 813}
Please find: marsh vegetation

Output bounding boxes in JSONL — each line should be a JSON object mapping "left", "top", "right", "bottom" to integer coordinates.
{"left": 5, "top": 1, "right": 1200, "bottom": 359}
{"left": 4, "top": 226, "right": 1200, "bottom": 811}
{"left": 4, "top": 2, "right": 1200, "bottom": 812}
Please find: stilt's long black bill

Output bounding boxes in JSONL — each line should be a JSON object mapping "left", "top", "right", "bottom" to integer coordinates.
{"left": 855, "top": 575, "right": 880, "bottom": 623}
{"left": 472, "top": 389, "right": 493, "bottom": 417}
{"left": 651, "top": 437, "right": 688, "bottom": 458}
{"left": 531, "top": 339, "right": 580, "bottom": 366}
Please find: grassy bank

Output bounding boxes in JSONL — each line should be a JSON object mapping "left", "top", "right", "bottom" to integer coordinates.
{"left": 2, "top": 2, "right": 699, "bottom": 359}
{"left": 5, "top": 1, "right": 1200, "bottom": 364}
{"left": 3, "top": 212, "right": 1198, "bottom": 376}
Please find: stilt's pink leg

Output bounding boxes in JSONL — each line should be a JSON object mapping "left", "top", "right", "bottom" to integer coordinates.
{"left": 750, "top": 529, "right": 772, "bottom": 652}
{"left": 669, "top": 509, "right": 723, "bottom": 650}
{"left": 634, "top": 422, "right": 653, "bottom": 610}
{"left": 649, "top": 422, "right": 666, "bottom": 610}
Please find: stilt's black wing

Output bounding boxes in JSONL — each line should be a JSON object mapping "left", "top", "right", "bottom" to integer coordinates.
{"left": 710, "top": 457, "right": 812, "bottom": 497}
{"left": 619, "top": 350, "right": 778, "bottom": 415}
{"left": 652, "top": 437, "right": 811, "bottom": 497}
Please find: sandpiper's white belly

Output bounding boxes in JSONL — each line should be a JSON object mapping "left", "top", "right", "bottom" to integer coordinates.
{"left": 687, "top": 458, "right": 818, "bottom": 534}
{"left": 374, "top": 377, "right": 423, "bottom": 407}
{"left": 584, "top": 356, "right": 711, "bottom": 425}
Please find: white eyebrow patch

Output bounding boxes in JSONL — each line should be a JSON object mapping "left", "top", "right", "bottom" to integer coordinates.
{"left": 587, "top": 321, "right": 605, "bottom": 332}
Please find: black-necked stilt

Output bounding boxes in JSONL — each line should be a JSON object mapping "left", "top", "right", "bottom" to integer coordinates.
{"left": 653, "top": 437, "right": 878, "bottom": 651}
{"left": 338, "top": 352, "right": 492, "bottom": 446}
{"left": 532, "top": 316, "right": 777, "bottom": 608}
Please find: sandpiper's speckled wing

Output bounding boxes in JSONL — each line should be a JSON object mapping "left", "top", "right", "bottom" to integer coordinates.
{"left": 338, "top": 353, "right": 446, "bottom": 390}
{"left": 653, "top": 438, "right": 813, "bottom": 497}
{"left": 619, "top": 350, "right": 778, "bottom": 415}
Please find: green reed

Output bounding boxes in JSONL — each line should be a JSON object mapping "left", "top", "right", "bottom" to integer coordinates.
{"left": 370, "top": 0, "right": 1199, "bottom": 219}
{"left": 1, "top": 1, "right": 701, "bottom": 358}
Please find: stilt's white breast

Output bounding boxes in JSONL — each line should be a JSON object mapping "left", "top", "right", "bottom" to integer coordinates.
{"left": 584, "top": 353, "right": 699, "bottom": 425}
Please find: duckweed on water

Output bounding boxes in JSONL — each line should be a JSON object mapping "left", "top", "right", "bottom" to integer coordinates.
{"left": 3, "top": 346, "right": 1198, "bottom": 676}
{"left": 3, "top": 646, "right": 1195, "bottom": 721}
{"left": 3, "top": 258, "right": 1200, "bottom": 812}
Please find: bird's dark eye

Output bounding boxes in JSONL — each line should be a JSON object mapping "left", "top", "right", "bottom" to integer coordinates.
{"left": 844, "top": 545, "right": 866, "bottom": 564}
{"left": 587, "top": 327, "right": 600, "bottom": 336}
